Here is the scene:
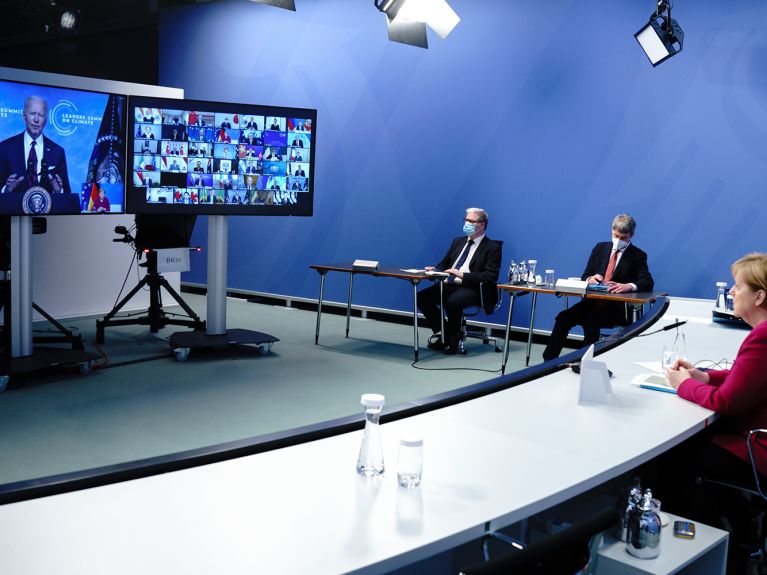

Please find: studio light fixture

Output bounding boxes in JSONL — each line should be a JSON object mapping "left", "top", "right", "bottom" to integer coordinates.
{"left": 635, "top": 0, "right": 684, "bottom": 66}
{"left": 249, "top": 0, "right": 296, "bottom": 11}
{"left": 58, "top": 8, "right": 80, "bottom": 33}
{"left": 374, "top": 0, "right": 460, "bottom": 49}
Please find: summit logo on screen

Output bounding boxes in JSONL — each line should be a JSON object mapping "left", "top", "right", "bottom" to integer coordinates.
{"left": 50, "top": 99, "right": 101, "bottom": 136}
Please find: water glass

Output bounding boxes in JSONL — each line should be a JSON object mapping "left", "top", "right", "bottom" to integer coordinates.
{"left": 544, "top": 269, "right": 555, "bottom": 288}
{"left": 397, "top": 436, "right": 423, "bottom": 488}
{"left": 661, "top": 345, "right": 679, "bottom": 371}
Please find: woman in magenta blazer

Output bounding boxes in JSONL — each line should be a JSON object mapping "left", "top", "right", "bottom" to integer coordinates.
{"left": 662, "top": 252, "right": 767, "bottom": 573}
{"left": 667, "top": 252, "right": 767, "bottom": 475}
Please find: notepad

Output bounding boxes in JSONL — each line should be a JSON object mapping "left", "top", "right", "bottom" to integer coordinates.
{"left": 632, "top": 372, "right": 677, "bottom": 394}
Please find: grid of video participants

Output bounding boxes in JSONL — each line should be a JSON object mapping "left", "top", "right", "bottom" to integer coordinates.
{"left": 132, "top": 108, "right": 312, "bottom": 207}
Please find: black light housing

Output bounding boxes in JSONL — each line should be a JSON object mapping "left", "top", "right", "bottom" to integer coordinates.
{"left": 635, "top": 0, "right": 684, "bottom": 66}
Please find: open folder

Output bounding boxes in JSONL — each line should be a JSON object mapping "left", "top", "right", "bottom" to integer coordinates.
{"left": 632, "top": 372, "right": 677, "bottom": 394}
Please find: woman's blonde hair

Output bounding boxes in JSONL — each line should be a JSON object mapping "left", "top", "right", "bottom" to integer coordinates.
{"left": 732, "top": 253, "right": 767, "bottom": 309}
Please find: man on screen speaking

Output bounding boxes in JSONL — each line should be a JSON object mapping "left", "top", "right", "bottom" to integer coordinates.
{"left": 0, "top": 95, "right": 71, "bottom": 195}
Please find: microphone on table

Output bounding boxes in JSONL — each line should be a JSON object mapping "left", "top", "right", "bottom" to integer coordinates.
{"left": 661, "top": 319, "right": 687, "bottom": 332}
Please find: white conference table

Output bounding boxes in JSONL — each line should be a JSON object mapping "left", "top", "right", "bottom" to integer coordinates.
{"left": 0, "top": 298, "right": 747, "bottom": 574}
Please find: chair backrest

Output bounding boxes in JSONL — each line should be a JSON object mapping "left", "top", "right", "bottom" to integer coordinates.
{"left": 479, "top": 239, "right": 503, "bottom": 315}
{"left": 458, "top": 507, "right": 618, "bottom": 575}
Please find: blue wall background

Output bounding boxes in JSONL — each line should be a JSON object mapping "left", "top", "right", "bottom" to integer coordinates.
{"left": 160, "top": 0, "right": 767, "bottom": 330}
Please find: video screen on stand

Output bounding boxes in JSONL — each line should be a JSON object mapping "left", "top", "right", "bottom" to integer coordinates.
{"left": 0, "top": 77, "right": 127, "bottom": 215}
{"left": 127, "top": 95, "right": 316, "bottom": 216}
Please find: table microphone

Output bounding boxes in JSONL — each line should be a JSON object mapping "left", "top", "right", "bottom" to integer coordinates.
{"left": 661, "top": 319, "right": 687, "bottom": 331}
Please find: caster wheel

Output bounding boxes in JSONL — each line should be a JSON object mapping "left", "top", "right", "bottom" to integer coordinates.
{"left": 175, "top": 348, "right": 190, "bottom": 362}
{"left": 258, "top": 343, "right": 273, "bottom": 356}
{"left": 79, "top": 361, "right": 93, "bottom": 376}
{"left": 0, "top": 375, "right": 9, "bottom": 392}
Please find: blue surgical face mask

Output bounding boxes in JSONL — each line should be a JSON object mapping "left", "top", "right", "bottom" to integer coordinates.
{"left": 463, "top": 222, "right": 476, "bottom": 236}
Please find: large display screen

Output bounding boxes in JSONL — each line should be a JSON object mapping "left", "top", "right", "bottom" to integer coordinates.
{"left": 127, "top": 95, "right": 316, "bottom": 216}
{"left": 0, "top": 78, "right": 127, "bottom": 215}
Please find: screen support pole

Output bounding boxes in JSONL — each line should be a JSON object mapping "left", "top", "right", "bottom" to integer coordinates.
{"left": 170, "top": 214, "right": 278, "bottom": 358}
{"left": 206, "top": 215, "right": 228, "bottom": 335}
{"left": 10, "top": 216, "right": 33, "bottom": 358}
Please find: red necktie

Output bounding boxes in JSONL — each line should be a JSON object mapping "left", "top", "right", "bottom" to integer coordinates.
{"left": 28, "top": 141, "right": 38, "bottom": 185}
{"left": 604, "top": 249, "right": 619, "bottom": 282}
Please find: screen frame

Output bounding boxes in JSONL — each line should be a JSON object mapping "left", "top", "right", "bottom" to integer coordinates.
{"left": 0, "top": 76, "right": 128, "bottom": 216}
{"left": 126, "top": 94, "right": 317, "bottom": 217}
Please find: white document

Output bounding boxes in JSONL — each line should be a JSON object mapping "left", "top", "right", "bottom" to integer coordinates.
{"left": 401, "top": 268, "right": 426, "bottom": 273}
{"left": 635, "top": 360, "right": 663, "bottom": 374}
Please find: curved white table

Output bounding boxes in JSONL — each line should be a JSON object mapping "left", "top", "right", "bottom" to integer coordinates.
{"left": 0, "top": 298, "right": 746, "bottom": 574}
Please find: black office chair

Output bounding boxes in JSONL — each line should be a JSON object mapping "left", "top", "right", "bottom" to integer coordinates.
{"left": 696, "top": 429, "right": 767, "bottom": 569}
{"left": 459, "top": 507, "right": 619, "bottom": 575}
{"left": 458, "top": 281, "right": 503, "bottom": 354}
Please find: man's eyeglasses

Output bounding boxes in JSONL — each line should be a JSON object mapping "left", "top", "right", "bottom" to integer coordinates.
{"left": 464, "top": 218, "right": 483, "bottom": 224}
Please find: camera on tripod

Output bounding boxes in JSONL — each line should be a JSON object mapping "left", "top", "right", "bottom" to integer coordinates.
{"left": 112, "top": 225, "right": 134, "bottom": 244}
{"left": 96, "top": 215, "right": 205, "bottom": 343}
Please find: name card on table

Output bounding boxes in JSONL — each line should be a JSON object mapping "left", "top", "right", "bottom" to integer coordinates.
{"left": 352, "top": 259, "right": 380, "bottom": 272}
{"left": 554, "top": 278, "right": 588, "bottom": 295}
{"left": 578, "top": 344, "right": 613, "bottom": 404}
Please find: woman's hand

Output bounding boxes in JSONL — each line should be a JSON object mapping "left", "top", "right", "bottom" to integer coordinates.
{"left": 665, "top": 367, "right": 691, "bottom": 389}
{"left": 666, "top": 360, "right": 710, "bottom": 389}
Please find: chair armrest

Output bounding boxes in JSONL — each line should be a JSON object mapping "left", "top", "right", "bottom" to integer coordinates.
{"left": 478, "top": 281, "right": 501, "bottom": 315}
{"left": 747, "top": 429, "right": 767, "bottom": 500}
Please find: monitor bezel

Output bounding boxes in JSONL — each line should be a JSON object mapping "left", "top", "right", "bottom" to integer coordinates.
{"left": 126, "top": 95, "right": 316, "bottom": 217}
{"left": 0, "top": 76, "right": 128, "bottom": 216}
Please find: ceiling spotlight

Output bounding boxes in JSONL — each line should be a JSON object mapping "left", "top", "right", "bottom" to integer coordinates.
{"left": 250, "top": 0, "right": 296, "bottom": 11}
{"left": 58, "top": 8, "right": 80, "bottom": 33}
{"left": 635, "top": 0, "right": 684, "bottom": 66}
{"left": 374, "top": 0, "right": 460, "bottom": 49}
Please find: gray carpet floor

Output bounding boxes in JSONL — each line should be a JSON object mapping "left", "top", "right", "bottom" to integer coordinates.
{"left": 0, "top": 293, "right": 543, "bottom": 486}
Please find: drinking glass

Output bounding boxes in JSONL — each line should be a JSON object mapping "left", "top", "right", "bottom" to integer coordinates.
{"left": 661, "top": 345, "right": 679, "bottom": 371}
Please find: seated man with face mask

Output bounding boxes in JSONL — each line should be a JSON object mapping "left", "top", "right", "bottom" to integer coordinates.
{"left": 417, "top": 207, "right": 502, "bottom": 355}
{"left": 542, "top": 213, "right": 654, "bottom": 361}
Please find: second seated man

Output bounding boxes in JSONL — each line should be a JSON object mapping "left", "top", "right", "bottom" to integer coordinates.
{"left": 541, "top": 213, "right": 654, "bottom": 361}
{"left": 417, "top": 207, "right": 502, "bottom": 355}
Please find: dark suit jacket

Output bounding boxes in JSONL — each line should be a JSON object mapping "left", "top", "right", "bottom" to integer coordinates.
{"left": 0, "top": 132, "right": 71, "bottom": 194}
{"left": 581, "top": 242, "right": 654, "bottom": 292}
{"left": 436, "top": 235, "right": 503, "bottom": 312}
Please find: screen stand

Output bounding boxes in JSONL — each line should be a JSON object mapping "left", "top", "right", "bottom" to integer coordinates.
{"left": 10, "top": 216, "right": 33, "bottom": 358}
{"left": 168, "top": 215, "right": 279, "bottom": 361}
{"left": 1, "top": 216, "right": 99, "bottom": 391}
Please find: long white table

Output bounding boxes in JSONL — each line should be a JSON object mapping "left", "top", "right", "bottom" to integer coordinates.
{"left": 0, "top": 298, "right": 747, "bottom": 574}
